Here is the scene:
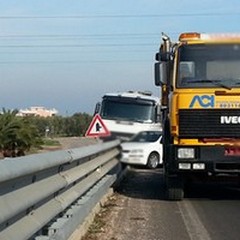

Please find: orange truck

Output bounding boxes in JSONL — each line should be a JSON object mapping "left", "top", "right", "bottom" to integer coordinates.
{"left": 155, "top": 32, "right": 240, "bottom": 200}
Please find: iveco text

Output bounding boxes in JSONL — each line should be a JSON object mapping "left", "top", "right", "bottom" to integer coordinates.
{"left": 220, "top": 116, "right": 240, "bottom": 124}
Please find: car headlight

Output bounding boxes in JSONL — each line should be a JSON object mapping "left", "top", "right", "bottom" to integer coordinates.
{"left": 177, "top": 148, "right": 195, "bottom": 159}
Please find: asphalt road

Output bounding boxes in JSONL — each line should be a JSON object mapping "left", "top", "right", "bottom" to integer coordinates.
{"left": 86, "top": 167, "right": 240, "bottom": 240}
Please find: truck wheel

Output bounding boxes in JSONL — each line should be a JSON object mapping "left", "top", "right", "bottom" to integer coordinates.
{"left": 166, "top": 176, "right": 184, "bottom": 201}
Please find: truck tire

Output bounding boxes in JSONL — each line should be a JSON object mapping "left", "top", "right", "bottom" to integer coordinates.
{"left": 166, "top": 176, "right": 184, "bottom": 201}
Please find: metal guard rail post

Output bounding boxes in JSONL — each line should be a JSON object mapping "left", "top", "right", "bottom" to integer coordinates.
{"left": 0, "top": 139, "right": 122, "bottom": 240}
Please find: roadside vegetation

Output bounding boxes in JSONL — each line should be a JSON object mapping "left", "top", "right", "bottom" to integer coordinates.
{"left": 0, "top": 109, "right": 92, "bottom": 158}
{"left": 30, "top": 112, "right": 92, "bottom": 137}
{"left": 0, "top": 109, "right": 42, "bottom": 157}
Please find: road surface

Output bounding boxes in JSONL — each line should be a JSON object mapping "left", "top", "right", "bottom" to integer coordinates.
{"left": 83, "top": 167, "right": 240, "bottom": 240}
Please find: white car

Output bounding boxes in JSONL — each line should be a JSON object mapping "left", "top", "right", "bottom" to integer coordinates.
{"left": 121, "top": 131, "right": 162, "bottom": 169}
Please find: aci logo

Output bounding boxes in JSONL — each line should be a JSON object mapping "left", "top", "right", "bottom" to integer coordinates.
{"left": 189, "top": 95, "right": 214, "bottom": 108}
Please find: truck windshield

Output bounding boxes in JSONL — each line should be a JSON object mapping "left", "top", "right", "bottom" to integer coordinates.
{"left": 177, "top": 44, "right": 240, "bottom": 89}
{"left": 100, "top": 97, "right": 155, "bottom": 123}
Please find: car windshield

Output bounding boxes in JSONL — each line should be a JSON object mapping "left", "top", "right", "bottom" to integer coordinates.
{"left": 130, "top": 131, "right": 162, "bottom": 143}
{"left": 177, "top": 44, "right": 240, "bottom": 89}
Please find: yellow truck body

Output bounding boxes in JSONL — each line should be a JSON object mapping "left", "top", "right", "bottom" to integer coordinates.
{"left": 155, "top": 32, "right": 240, "bottom": 200}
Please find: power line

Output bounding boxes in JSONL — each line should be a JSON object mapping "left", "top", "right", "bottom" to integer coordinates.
{"left": 0, "top": 33, "right": 164, "bottom": 43}
{"left": 0, "top": 49, "right": 154, "bottom": 54}
{"left": 0, "top": 12, "right": 239, "bottom": 19}
{"left": 0, "top": 59, "right": 152, "bottom": 64}
{"left": 0, "top": 43, "right": 156, "bottom": 48}
{"left": 0, "top": 33, "right": 162, "bottom": 38}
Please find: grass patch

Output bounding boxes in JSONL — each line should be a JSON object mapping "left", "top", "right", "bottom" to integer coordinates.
{"left": 87, "top": 214, "right": 106, "bottom": 234}
{"left": 82, "top": 195, "right": 118, "bottom": 240}
{"left": 42, "top": 138, "right": 61, "bottom": 146}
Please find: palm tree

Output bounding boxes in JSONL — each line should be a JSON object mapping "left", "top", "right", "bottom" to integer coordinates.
{"left": 15, "top": 117, "right": 43, "bottom": 156}
{"left": 0, "top": 109, "right": 42, "bottom": 157}
{"left": 0, "top": 109, "right": 20, "bottom": 157}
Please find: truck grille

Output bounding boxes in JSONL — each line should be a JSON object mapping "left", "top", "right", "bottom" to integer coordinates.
{"left": 179, "top": 109, "right": 240, "bottom": 138}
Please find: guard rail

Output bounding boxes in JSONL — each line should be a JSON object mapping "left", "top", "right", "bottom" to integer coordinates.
{"left": 0, "top": 139, "right": 122, "bottom": 240}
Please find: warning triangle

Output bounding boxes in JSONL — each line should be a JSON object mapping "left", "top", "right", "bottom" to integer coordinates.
{"left": 85, "top": 114, "right": 111, "bottom": 137}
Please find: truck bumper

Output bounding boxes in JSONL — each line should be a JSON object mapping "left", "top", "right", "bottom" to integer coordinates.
{"left": 167, "top": 145, "right": 240, "bottom": 174}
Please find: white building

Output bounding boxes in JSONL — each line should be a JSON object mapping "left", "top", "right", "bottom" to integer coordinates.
{"left": 17, "top": 106, "right": 58, "bottom": 117}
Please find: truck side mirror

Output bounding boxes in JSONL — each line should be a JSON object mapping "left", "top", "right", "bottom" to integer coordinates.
{"left": 94, "top": 102, "right": 101, "bottom": 115}
{"left": 154, "top": 105, "right": 162, "bottom": 123}
{"left": 154, "top": 62, "right": 167, "bottom": 86}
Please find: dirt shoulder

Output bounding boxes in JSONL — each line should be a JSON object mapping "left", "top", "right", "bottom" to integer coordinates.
{"left": 56, "top": 137, "right": 99, "bottom": 149}
{"left": 82, "top": 168, "right": 165, "bottom": 240}
{"left": 38, "top": 137, "right": 99, "bottom": 153}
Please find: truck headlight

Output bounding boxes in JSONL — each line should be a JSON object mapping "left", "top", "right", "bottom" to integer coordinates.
{"left": 178, "top": 148, "right": 195, "bottom": 159}
{"left": 193, "top": 163, "right": 205, "bottom": 170}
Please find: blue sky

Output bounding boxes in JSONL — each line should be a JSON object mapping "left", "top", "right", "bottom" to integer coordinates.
{"left": 0, "top": 0, "right": 240, "bottom": 115}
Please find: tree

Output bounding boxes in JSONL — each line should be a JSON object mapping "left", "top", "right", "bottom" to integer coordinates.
{"left": 0, "top": 109, "right": 42, "bottom": 157}
{"left": 0, "top": 109, "right": 92, "bottom": 158}
{"left": 0, "top": 109, "right": 20, "bottom": 157}
{"left": 29, "top": 113, "right": 92, "bottom": 137}
{"left": 15, "top": 117, "right": 43, "bottom": 156}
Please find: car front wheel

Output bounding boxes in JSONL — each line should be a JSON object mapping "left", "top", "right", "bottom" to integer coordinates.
{"left": 147, "top": 152, "right": 159, "bottom": 169}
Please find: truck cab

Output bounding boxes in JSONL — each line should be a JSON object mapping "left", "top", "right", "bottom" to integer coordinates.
{"left": 95, "top": 91, "right": 161, "bottom": 141}
{"left": 155, "top": 32, "right": 240, "bottom": 200}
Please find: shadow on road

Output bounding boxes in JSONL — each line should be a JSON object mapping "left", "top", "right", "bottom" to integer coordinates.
{"left": 117, "top": 166, "right": 240, "bottom": 201}
{"left": 116, "top": 166, "right": 166, "bottom": 200}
